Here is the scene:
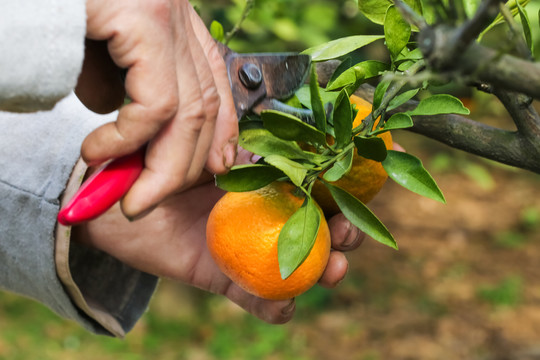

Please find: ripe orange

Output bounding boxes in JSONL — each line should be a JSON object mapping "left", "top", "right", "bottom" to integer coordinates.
{"left": 206, "top": 181, "right": 331, "bottom": 300}
{"left": 311, "top": 95, "right": 393, "bottom": 216}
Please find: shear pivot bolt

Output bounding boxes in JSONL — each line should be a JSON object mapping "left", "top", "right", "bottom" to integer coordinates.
{"left": 239, "top": 63, "right": 262, "bottom": 89}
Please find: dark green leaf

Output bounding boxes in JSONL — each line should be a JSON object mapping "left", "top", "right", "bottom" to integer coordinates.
{"left": 408, "top": 94, "right": 470, "bottom": 116}
{"left": 215, "top": 164, "right": 284, "bottom": 192}
{"left": 326, "top": 61, "right": 389, "bottom": 91}
{"left": 239, "top": 128, "right": 310, "bottom": 160}
{"left": 323, "top": 148, "right": 354, "bottom": 182}
{"left": 333, "top": 90, "right": 353, "bottom": 149}
{"left": 302, "top": 35, "right": 384, "bottom": 62}
{"left": 278, "top": 196, "right": 321, "bottom": 279}
{"left": 262, "top": 110, "right": 327, "bottom": 146}
{"left": 354, "top": 136, "right": 388, "bottom": 161}
{"left": 387, "top": 88, "right": 419, "bottom": 111}
{"left": 323, "top": 181, "right": 397, "bottom": 249}
{"left": 309, "top": 65, "right": 327, "bottom": 132}
{"left": 382, "top": 150, "right": 446, "bottom": 203}
{"left": 516, "top": 1, "right": 533, "bottom": 54}
{"left": 384, "top": 5, "right": 411, "bottom": 59}
{"left": 264, "top": 155, "right": 308, "bottom": 187}
{"left": 371, "top": 113, "right": 413, "bottom": 135}
{"left": 210, "top": 21, "right": 224, "bottom": 42}
{"left": 372, "top": 80, "right": 391, "bottom": 111}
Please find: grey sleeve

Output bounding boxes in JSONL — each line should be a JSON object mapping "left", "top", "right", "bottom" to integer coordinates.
{"left": 0, "top": 0, "right": 86, "bottom": 112}
{"left": 0, "top": 93, "right": 158, "bottom": 336}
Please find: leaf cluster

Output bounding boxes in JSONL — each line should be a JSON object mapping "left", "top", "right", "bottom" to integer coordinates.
{"left": 213, "top": 0, "right": 537, "bottom": 279}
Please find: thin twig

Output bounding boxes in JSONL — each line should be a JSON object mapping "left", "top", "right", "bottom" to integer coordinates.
{"left": 224, "top": 0, "right": 255, "bottom": 45}
{"left": 498, "top": 2, "right": 533, "bottom": 60}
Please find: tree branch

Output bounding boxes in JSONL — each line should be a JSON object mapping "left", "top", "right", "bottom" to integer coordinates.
{"left": 316, "top": 62, "right": 540, "bottom": 174}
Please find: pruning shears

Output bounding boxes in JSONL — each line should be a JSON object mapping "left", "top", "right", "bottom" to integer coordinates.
{"left": 57, "top": 43, "right": 313, "bottom": 226}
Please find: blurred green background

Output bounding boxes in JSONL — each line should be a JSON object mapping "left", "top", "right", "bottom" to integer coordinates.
{"left": 2, "top": 1, "right": 540, "bottom": 359}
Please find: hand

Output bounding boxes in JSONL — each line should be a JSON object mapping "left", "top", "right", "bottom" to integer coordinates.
{"left": 72, "top": 174, "right": 365, "bottom": 324}
{"left": 76, "top": 0, "right": 238, "bottom": 219}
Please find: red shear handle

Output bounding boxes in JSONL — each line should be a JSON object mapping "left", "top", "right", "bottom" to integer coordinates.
{"left": 57, "top": 149, "right": 145, "bottom": 226}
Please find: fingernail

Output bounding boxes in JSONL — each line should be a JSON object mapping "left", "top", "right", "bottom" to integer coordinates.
{"left": 342, "top": 221, "right": 360, "bottom": 248}
{"left": 281, "top": 299, "right": 296, "bottom": 316}
{"left": 223, "top": 139, "right": 237, "bottom": 169}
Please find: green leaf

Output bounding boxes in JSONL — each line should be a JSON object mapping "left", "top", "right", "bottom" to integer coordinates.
{"left": 516, "top": 1, "right": 534, "bottom": 54}
{"left": 278, "top": 196, "right": 321, "bottom": 279}
{"left": 359, "top": 0, "right": 423, "bottom": 27}
{"left": 354, "top": 136, "right": 388, "bottom": 161}
{"left": 384, "top": 5, "right": 411, "bottom": 59}
{"left": 264, "top": 155, "right": 308, "bottom": 187}
{"left": 323, "top": 148, "right": 354, "bottom": 182}
{"left": 382, "top": 150, "right": 446, "bottom": 203}
{"left": 333, "top": 89, "right": 353, "bottom": 149}
{"left": 295, "top": 85, "right": 339, "bottom": 110}
{"left": 372, "top": 79, "right": 391, "bottom": 111}
{"left": 358, "top": 0, "right": 393, "bottom": 25}
{"left": 210, "top": 21, "right": 224, "bottom": 42}
{"left": 326, "top": 61, "right": 389, "bottom": 91}
{"left": 408, "top": 94, "right": 470, "bottom": 116}
{"left": 215, "top": 164, "right": 284, "bottom": 192}
{"left": 479, "top": 0, "right": 531, "bottom": 40}
{"left": 371, "top": 113, "right": 413, "bottom": 135}
{"left": 309, "top": 65, "right": 327, "bottom": 132}
{"left": 262, "top": 110, "right": 327, "bottom": 146}
{"left": 239, "top": 128, "right": 310, "bottom": 160}
{"left": 387, "top": 88, "right": 419, "bottom": 111}
{"left": 302, "top": 35, "right": 384, "bottom": 62}
{"left": 323, "top": 181, "right": 397, "bottom": 249}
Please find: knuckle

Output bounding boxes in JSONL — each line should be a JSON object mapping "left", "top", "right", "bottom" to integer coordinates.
{"left": 151, "top": 93, "right": 179, "bottom": 122}
{"left": 147, "top": 0, "right": 172, "bottom": 23}
{"left": 181, "top": 99, "right": 207, "bottom": 132}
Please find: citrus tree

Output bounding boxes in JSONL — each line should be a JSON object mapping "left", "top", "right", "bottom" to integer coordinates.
{"left": 206, "top": 0, "right": 540, "bottom": 297}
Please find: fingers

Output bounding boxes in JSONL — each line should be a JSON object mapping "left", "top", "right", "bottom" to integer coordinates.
{"left": 318, "top": 213, "right": 366, "bottom": 288}
{"left": 223, "top": 283, "right": 296, "bottom": 324}
{"left": 328, "top": 213, "right": 365, "bottom": 251}
{"left": 83, "top": 0, "right": 238, "bottom": 218}
{"left": 188, "top": 6, "right": 238, "bottom": 174}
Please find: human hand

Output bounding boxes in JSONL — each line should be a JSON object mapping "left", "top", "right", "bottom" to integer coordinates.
{"left": 76, "top": 0, "right": 238, "bottom": 219}
{"left": 71, "top": 171, "right": 365, "bottom": 324}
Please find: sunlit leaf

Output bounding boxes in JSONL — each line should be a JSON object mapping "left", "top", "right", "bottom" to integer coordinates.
{"left": 384, "top": 5, "right": 411, "bottom": 59}
{"left": 408, "top": 94, "right": 470, "bottom": 116}
{"left": 382, "top": 150, "right": 446, "bottom": 203}
{"left": 210, "top": 21, "right": 224, "bottom": 42}
{"left": 359, "top": 0, "right": 423, "bottom": 27}
{"left": 264, "top": 155, "right": 308, "bottom": 187}
{"left": 215, "top": 164, "right": 284, "bottom": 192}
{"left": 323, "top": 148, "right": 354, "bottom": 182}
{"left": 262, "top": 110, "right": 327, "bottom": 146}
{"left": 323, "top": 181, "right": 397, "bottom": 249}
{"left": 302, "top": 35, "right": 384, "bottom": 62}
{"left": 239, "top": 128, "right": 310, "bottom": 160}
{"left": 326, "top": 61, "right": 389, "bottom": 91}
{"left": 387, "top": 88, "right": 419, "bottom": 111}
{"left": 278, "top": 196, "right": 321, "bottom": 279}
{"left": 371, "top": 113, "right": 413, "bottom": 135}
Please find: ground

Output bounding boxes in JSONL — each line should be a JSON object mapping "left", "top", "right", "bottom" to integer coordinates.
{"left": 1, "top": 104, "right": 540, "bottom": 360}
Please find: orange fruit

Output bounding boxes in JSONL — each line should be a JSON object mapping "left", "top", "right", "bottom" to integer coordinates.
{"left": 206, "top": 181, "right": 331, "bottom": 300}
{"left": 311, "top": 95, "right": 393, "bottom": 216}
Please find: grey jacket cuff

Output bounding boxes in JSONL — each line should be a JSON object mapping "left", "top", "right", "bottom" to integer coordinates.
{"left": 0, "top": 93, "right": 158, "bottom": 336}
